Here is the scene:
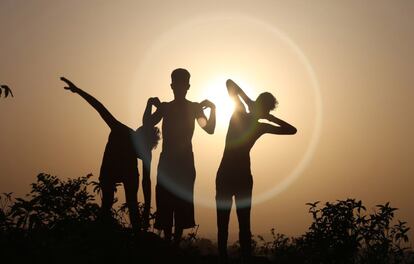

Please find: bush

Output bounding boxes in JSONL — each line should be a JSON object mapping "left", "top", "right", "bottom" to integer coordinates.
{"left": 8, "top": 173, "right": 100, "bottom": 230}
{"left": 0, "top": 175, "right": 412, "bottom": 263}
{"left": 0, "top": 173, "right": 206, "bottom": 264}
{"left": 254, "top": 199, "right": 412, "bottom": 264}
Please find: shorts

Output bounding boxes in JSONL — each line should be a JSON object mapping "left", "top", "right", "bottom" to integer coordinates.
{"left": 154, "top": 151, "right": 196, "bottom": 229}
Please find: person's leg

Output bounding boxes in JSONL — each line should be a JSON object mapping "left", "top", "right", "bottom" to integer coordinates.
{"left": 100, "top": 182, "right": 115, "bottom": 223}
{"left": 155, "top": 184, "right": 174, "bottom": 241}
{"left": 174, "top": 227, "right": 183, "bottom": 245}
{"left": 173, "top": 182, "right": 195, "bottom": 245}
{"left": 172, "top": 200, "right": 184, "bottom": 244}
{"left": 163, "top": 227, "right": 173, "bottom": 241}
{"left": 216, "top": 192, "right": 233, "bottom": 261}
{"left": 235, "top": 187, "right": 253, "bottom": 262}
{"left": 124, "top": 176, "right": 140, "bottom": 232}
{"left": 173, "top": 153, "right": 196, "bottom": 245}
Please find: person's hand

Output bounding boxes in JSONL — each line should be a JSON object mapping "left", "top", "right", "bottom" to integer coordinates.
{"left": 148, "top": 97, "right": 161, "bottom": 108}
{"left": 60, "top": 77, "right": 79, "bottom": 93}
{"left": 226, "top": 79, "right": 236, "bottom": 88}
{"left": 200, "top": 99, "right": 216, "bottom": 110}
{"left": 226, "top": 79, "right": 238, "bottom": 91}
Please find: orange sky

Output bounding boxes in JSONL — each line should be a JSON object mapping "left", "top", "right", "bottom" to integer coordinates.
{"left": 1, "top": 0, "right": 413, "bottom": 242}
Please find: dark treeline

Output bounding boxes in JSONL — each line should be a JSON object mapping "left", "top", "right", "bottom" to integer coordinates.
{"left": 0, "top": 173, "right": 412, "bottom": 264}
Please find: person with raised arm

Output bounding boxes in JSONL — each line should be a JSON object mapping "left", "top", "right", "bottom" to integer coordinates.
{"left": 61, "top": 77, "right": 160, "bottom": 232}
{"left": 146, "top": 68, "right": 216, "bottom": 244}
{"left": 216, "top": 79, "right": 296, "bottom": 263}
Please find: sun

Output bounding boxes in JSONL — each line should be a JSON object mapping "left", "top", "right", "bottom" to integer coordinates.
{"left": 201, "top": 76, "right": 234, "bottom": 127}
{"left": 199, "top": 75, "right": 257, "bottom": 129}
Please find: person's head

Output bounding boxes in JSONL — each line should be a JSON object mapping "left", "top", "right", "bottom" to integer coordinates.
{"left": 135, "top": 125, "right": 161, "bottom": 152}
{"left": 251, "top": 92, "right": 278, "bottom": 118}
{"left": 170, "top": 68, "right": 190, "bottom": 99}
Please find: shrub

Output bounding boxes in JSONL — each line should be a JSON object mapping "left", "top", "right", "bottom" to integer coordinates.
{"left": 253, "top": 199, "right": 411, "bottom": 264}
{"left": 0, "top": 175, "right": 412, "bottom": 264}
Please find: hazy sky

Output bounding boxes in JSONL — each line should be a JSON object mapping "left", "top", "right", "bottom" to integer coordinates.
{"left": 1, "top": 0, "right": 413, "bottom": 242}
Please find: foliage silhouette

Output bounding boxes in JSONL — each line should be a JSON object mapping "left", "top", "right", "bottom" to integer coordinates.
{"left": 0, "top": 173, "right": 203, "bottom": 263}
{"left": 251, "top": 199, "right": 412, "bottom": 264}
{"left": 0, "top": 84, "right": 13, "bottom": 98}
{"left": 0, "top": 175, "right": 412, "bottom": 263}
{"left": 9, "top": 173, "right": 99, "bottom": 230}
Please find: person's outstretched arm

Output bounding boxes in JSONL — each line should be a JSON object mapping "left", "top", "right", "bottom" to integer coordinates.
{"left": 197, "top": 100, "right": 216, "bottom": 134}
{"left": 260, "top": 114, "right": 297, "bottom": 135}
{"left": 61, "top": 77, "right": 120, "bottom": 129}
{"left": 226, "top": 79, "right": 254, "bottom": 112}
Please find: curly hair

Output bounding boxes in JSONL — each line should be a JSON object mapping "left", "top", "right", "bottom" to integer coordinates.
{"left": 255, "top": 92, "right": 278, "bottom": 112}
{"left": 135, "top": 126, "right": 161, "bottom": 152}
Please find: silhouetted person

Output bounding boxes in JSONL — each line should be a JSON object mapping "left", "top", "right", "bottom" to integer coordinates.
{"left": 61, "top": 77, "right": 160, "bottom": 232}
{"left": 216, "top": 79, "right": 296, "bottom": 263}
{"left": 146, "top": 68, "right": 216, "bottom": 243}
{"left": 1, "top": 85, "right": 13, "bottom": 98}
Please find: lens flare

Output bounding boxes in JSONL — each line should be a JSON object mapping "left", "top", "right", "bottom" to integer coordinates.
{"left": 130, "top": 14, "right": 323, "bottom": 209}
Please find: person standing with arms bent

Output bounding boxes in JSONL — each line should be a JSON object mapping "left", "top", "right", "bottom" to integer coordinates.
{"left": 216, "top": 79, "right": 296, "bottom": 262}
{"left": 146, "top": 68, "right": 216, "bottom": 244}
